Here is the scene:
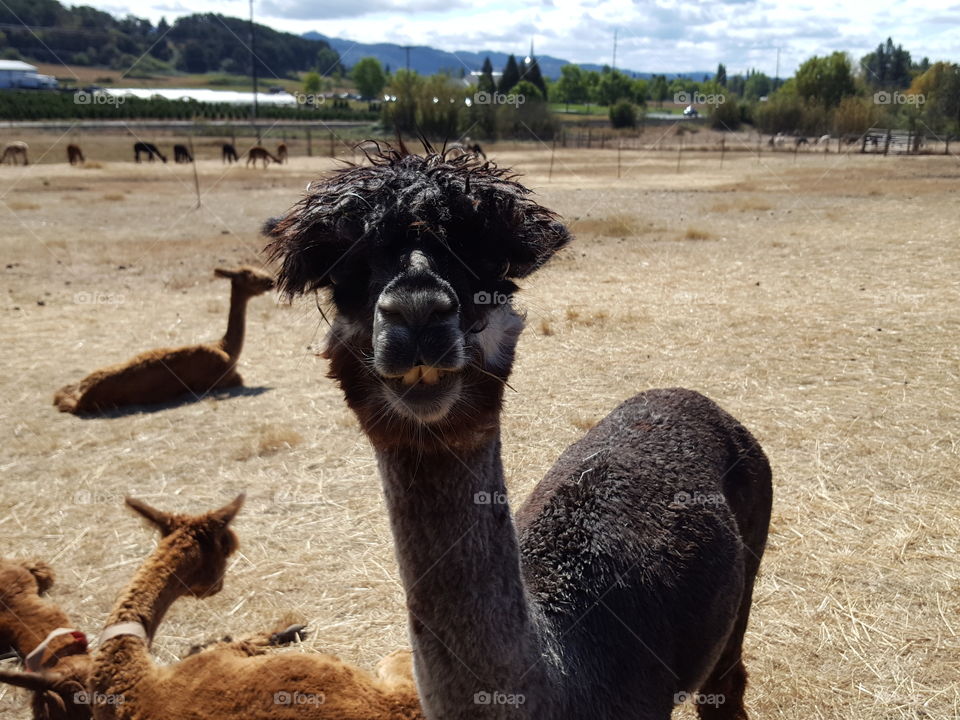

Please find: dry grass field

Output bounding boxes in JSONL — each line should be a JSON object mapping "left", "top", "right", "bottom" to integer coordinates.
{"left": 0, "top": 135, "right": 957, "bottom": 719}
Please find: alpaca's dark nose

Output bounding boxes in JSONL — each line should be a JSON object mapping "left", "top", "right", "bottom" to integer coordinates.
{"left": 377, "top": 283, "right": 457, "bottom": 329}
{"left": 373, "top": 273, "right": 463, "bottom": 377}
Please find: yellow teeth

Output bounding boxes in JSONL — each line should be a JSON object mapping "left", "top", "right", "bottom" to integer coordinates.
{"left": 400, "top": 365, "right": 444, "bottom": 386}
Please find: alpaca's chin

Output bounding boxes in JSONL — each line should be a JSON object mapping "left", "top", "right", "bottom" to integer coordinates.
{"left": 381, "top": 372, "right": 463, "bottom": 424}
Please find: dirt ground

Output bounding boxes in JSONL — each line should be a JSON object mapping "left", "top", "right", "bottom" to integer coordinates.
{"left": 0, "top": 135, "right": 958, "bottom": 719}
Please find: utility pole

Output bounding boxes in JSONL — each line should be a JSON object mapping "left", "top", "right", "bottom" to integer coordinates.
{"left": 405, "top": 46, "right": 410, "bottom": 71}
{"left": 774, "top": 47, "right": 780, "bottom": 91}
{"left": 249, "top": 0, "right": 260, "bottom": 142}
{"left": 612, "top": 28, "right": 618, "bottom": 72}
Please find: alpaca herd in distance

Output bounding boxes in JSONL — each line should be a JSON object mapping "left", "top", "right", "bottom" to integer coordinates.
{"left": 0, "top": 139, "right": 291, "bottom": 167}
{"left": 1, "top": 141, "right": 774, "bottom": 720}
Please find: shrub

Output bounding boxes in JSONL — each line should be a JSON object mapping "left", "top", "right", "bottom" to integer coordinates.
{"left": 710, "top": 97, "right": 742, "bottom": 130}
{"left": 609, "top": 99, "right": 637, "bottom": 128}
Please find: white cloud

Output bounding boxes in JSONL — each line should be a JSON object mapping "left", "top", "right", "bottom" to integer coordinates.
{"left": 79, "top": 0, "right": 960, "bottom": 73}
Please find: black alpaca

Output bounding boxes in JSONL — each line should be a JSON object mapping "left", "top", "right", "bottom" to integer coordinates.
{"left": 173, "top": 144, "right": 193, "bottom": 163}
{"left": 133, "top": 142, "right": 167, "bottom": 163}
{"left": 221, "top": 143, "right": 239, "bottom": 164}
{"left": 265, "top": 143, "right": 773, "bottom": 720}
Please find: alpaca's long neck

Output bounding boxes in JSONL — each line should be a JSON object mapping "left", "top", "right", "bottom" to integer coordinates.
{"left": 377, "top": 433, "right": 554, "bottom": 718}
{"left": 103, "top": 535, "right": 194, "bottom": 642}
{"left": 219, "top": 285, "right": 250, "bottom": 360}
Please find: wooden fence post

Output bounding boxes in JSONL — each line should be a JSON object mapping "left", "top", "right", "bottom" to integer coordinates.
{"left": 549, "top": 134, "right": 556, "bottom": 182}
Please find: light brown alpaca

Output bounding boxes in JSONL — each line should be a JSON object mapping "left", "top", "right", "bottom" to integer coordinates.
{"left": 67, "top": 144, "right": 85, "bottom": 166}
{"left": 53, "top": 267, "right": 274, "bottom": 414}
{"left": 1, "top": 141, "right": 29, "bottom": 165}
{"left": 90, "top": 496, "right": 423, "bottom": 720}
{"left": 276, "top": 142, "right": 288, "bottom": 163}
{"left": 0, "top": 558, "right": 91, "bottom": 720}
{"left": 246, "top": 146, "right": 281, "bottom": 168}
{"left": 0, "top": 557, "right": 312, "bottom": 720}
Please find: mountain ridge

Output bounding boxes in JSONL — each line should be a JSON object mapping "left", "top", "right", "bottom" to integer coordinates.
{"left": 303, "top": 32, "right": 712, "bottom": 82}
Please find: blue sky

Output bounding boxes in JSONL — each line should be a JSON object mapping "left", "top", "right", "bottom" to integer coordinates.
{"left": 87, "top": 0, "right": 960, "bottom": 74}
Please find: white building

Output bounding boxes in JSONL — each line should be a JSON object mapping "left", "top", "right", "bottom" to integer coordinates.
{"left": 0, "top": 60, "right": 58, "bottom": 89}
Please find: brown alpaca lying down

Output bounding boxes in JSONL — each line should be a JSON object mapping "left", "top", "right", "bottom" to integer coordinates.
{"left": 89, "top": 495, "right": 423, "bottom": 720}
{"left": 54, "top": 267, "right": 274, "bottom": 414}
{"left": 0, "top": 558, "right": 91, "bottom": 720}
{"left": 0, "top": 557, "right": 309, "bottom": 720}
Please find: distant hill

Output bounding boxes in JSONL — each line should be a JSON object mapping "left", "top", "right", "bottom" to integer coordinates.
{"left": 0, "top": 0, "right": 339, "bottom": 78}
{"left": 303, "top": 32, "right": 712, "bottom": 81}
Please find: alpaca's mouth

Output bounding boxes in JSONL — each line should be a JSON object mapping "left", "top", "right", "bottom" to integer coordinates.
{"left": 382, "top": 367, "right": 462, "bottom": 422}
{"left": 399, "top": 365, "right": 449, "bottom": 386}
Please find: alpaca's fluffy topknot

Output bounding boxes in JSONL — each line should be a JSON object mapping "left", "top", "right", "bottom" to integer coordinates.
{"left": 263, "top": 140, "right": 571, "bottom": 297}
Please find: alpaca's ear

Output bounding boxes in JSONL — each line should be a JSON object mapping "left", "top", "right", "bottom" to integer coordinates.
{"left": 214, "top": 268, "right": 237, "bottom": 279}
{"left": 500, "top": 213, "right": 571, "bottom": 279}
{"left": 24, "top": 561, "right": 55, "bottom": 595}
{"left": 125, "top": 497, "right": 176, "bottom": 535}
{"left": 0, "top": 668, "right": 56, "bottom": 692}
{"left": 210, "top": 493, "right": 245, "bottom": 528}
{"left": 477, "top": 191, "right": 572, "bottom": 280}
{"left": 263, "top": 199, "right": 367, "bottom": 296}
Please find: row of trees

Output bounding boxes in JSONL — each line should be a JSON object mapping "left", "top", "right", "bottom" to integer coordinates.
{"left": 0, "top": 91, "right": 376, "bottom": 121}
{"left": 326, "top": 35, "right": 959, "bottom": 140}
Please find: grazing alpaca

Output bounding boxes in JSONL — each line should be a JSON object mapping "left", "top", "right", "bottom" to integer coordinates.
{"left": 276, "top": 142, "right": 288, "bottom": 163}
{"left": 1, "top": 141, "right": 29, "bottom": 165}
{"left": 53, "top": 266, "right": 274, "bottom": 414}
{"left": 133, "top": 142, "right": 167, "bottom": 163}
{"left": 173, "top": 144, "right": 193, "bottom": 163}
{"left": 266, "top": 144, "right": 773, "bottom": 720}
{"left": 66, "top": 144, "right": 85, "bottom": 166}
{"left": 222, "top": 143, "right": 239, "bottom": 163}
{"left": 449, "top": 137, "right": 486, "bottom": 159}
{"left": 246, "top": 146, "right": 281, "bottom": 168}
{"left": 90, "top": 495, "right": 423, "bottom": 720}
{"left": 0, "top": 558, "right": 91, "bottom": 720}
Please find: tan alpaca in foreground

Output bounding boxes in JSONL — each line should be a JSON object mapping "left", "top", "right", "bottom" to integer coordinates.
{"left": 90, "top": 495, "right": 423, "bottom": 720}
{"left": 54, "top": 267, "right": 274, "bottom": 414}
{"left": 0, "top": 557, "right": 311, "bottom": 720}
{"left": 0, "top": 558, "right": 91, "bottom": 720}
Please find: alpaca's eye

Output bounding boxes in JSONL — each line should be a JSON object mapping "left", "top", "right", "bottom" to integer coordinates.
{"left": 498, "top": 261, "right": 510, "bottom": 279}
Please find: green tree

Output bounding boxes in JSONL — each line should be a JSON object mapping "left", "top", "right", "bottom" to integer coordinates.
{"left": 554, "top": 64, "right": 589, "bottom": 108}
{"left": 351, "top": 56, "right": 387, "bottom": 99}
{"left": 317, "top": 47, "right": 339, "bottom": 76}
{"left": 609, "top": 99, "right": 637, "bottom": 128}
{"left": 596, "top": 68, "right": 633, "bottom": 105}
{"left": 743, "top": 70, "right": 771, "bottom": 100}
{"left": 861, "top": 38, "right": 912, "bottom": 88}
{"left": 499, "top": 55, "right": 520, "bottom": 94}
{"left": 631, "top": 78, "right": 649, "bottom": 104}
{"left": 794, "top": 52, "right": 856, "bottom": 107}
{"left": 181, "top": 39, "right": 207, "bottom": 73}
{"left": 478, "top": 57, "right": 495, "bottom": 94}
{"left": 303, "top": 70, "right": 322, "bottom": 94}
{"left": 509, "top": 79, "right": 543, "bottom": 102}
{"left": 650, "top": 74, "right": 670, "bottom": 107}
{"left": 715, "top": 63, "right": 727, "bottom": 87}
{"left": 521, "top": 54, "right": 547, "bottom": 98}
